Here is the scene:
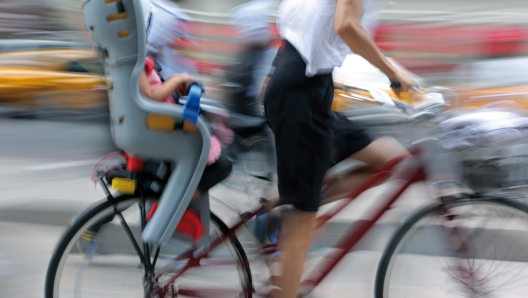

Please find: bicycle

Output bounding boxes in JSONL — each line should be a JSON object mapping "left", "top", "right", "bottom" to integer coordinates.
{"left": 45, "top": 102, "right": 528, "bottom": 298}
{"left": 46, "top": 0, "right": 528, "bottom": 296}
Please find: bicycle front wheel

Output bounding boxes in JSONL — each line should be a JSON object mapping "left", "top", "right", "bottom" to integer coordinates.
{"left": 45, "top": 195, "right": 252, "bottom": 298}
{"left": 376, "top": 195, "right": 528, "bottom": 298}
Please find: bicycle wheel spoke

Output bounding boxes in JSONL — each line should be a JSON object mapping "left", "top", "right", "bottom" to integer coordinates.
{"left": 46, "top": 196, "right": 255, "bottom": 298}
{"left": 177, "top": 287, "right": 247, "bottom": 298}
{"left": 376, "top": 196, "right": 528, "bottom": 298}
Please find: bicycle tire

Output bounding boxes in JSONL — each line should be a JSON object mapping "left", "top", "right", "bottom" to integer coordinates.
{"left": 45, "top": 194, "right": 253, "bottom": 298}
{"left": 374, "top": 196, "right": 528, "bottom": 298}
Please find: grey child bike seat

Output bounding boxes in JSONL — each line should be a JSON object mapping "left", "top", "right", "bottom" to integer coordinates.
{"left": 82, "top": 0, "right": 211, "bottom": 247}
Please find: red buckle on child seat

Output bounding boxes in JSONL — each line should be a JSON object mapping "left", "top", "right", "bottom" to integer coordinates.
{"left": 126, "top": 155, "right": 145, "bottom": 172}
{"left": 146, "top": 201, "right": 204, "bottom": 242}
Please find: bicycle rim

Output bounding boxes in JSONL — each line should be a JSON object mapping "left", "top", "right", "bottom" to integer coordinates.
{"left": 376, "top": 196, "right": 528, "bottom": 298}
{"left": 45, "top": 195, "right": 252, "bottom": 298}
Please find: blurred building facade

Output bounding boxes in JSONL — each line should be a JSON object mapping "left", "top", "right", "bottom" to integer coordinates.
{"left": 156, "top": 0, "right": 528, "bottom": 86}
{"left": 0, "top": 0, "right": 61, "bottom": 36}
{"left": 1, "top": 0, "right": 526, "bottom": 94}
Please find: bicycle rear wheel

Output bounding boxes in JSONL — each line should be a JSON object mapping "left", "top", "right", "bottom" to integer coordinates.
{"left": 45, "top": 195, "right": 252, "bottom": 298}
{"left": 376, "top": 195, "right": 528, "bottom": 298}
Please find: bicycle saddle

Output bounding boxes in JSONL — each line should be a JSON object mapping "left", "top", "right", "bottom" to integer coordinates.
{"left": 228, "top": 113, "right": 268, "bottom": 136}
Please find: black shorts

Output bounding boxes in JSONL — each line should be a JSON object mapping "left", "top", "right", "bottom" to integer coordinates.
{"left": 330, "top": 112, "right": 372, "bottom": 167}
{"left": 264, "top": 41, "right": 335, "bottom": 212}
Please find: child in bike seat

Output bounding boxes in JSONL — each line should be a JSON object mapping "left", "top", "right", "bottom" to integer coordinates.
{"left": 140, "top": 56, "right": 233, "bottom": 200}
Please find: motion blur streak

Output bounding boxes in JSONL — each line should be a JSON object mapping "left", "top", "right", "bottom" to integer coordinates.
{"left": 1, "top": 0, "right": 528, "bottom": 297}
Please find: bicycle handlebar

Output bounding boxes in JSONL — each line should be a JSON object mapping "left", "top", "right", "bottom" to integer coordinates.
{"left": 402, "top": 111, "right": 436, "bottom": 124}
{"left": 338, "top": 82, "right": 450, "bottom": 124}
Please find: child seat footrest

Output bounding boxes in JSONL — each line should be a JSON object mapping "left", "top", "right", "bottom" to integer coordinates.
{"left": 146, "top": 201, "right": 204, "bottom": 242}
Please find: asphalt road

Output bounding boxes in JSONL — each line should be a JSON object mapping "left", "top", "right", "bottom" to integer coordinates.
{"left": 0, "top": 117, "right": 388, "bottom": 298}
{"left": 1, "top": 117, "right": 528, "bottom": 297}
{"left": 0, "top": 117, "right": 113, "bottom": 298}
{"left": 0, "top": 118, "right": 400, "bottom": 298}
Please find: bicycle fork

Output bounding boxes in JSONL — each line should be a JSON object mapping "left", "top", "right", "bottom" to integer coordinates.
{"left": 98, "top": 179, "right": 161, "bottom": 296}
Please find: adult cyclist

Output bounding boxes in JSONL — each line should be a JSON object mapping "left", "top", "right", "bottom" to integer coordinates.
{"left": 263, "top": 0, "right": 415, "bottom": 297}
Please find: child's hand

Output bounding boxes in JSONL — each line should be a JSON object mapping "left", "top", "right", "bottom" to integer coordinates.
{"left": 173, "top": 73, "right": 198, "bottom": 96}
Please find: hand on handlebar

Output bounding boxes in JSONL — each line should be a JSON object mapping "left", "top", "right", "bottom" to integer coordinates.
{"left": 388, "top": 71, "right": 416, "bottom": 97}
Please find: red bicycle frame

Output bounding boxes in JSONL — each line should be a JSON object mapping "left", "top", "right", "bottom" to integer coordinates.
{"left": 158, "top": 144, "right": 428, "bottom": 296}
{"left": 300, "top": 148, "right": 424, "bottom": 293}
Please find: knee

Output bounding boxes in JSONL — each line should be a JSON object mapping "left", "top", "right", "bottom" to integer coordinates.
{"left": 215, "top": 154, "right": 233, "bottom": 178}
{"left": 371, "top": 137, "right": 410, "bottom": 170}
{"left": 198, "top": 154, "right": 233, "bottom": 193}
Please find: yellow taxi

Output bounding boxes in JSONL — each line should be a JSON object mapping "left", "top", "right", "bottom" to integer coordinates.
{"left": 332, "top": 54, "right": 528, "bottom": 113}
{"left": 0, "top": 48, "right": 108, "bottom": 112}
{"left": 445, "top": 56, "right": 528, "bottom": 110}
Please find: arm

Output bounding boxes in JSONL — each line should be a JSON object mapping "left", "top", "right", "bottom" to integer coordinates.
{"left": 140, "top": 70, "right": 195, "bottom": 102}
{"left": 334, "top": 0, "right": 414, "bottom": 92}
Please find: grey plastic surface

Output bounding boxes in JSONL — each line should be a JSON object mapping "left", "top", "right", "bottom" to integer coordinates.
{"left": 82, "top": 0, "right": 211, "bottom": 247}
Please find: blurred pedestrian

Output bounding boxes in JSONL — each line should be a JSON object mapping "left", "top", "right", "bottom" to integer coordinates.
{"left": 143, "top": 0, "right": 198, "bottom": 79}
{"left": 263, "top": 0, "right": 415, "bottom": 297}
{"left": 224, "top": 0, "right": 277, "bottom": 117}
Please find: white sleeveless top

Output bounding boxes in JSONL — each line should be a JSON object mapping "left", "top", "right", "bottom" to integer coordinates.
{"left": 277, "top": 0, "right": 380, "bottom": 77}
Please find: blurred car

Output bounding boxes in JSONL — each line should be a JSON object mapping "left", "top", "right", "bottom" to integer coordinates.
{"left": 0, "top": 47, "right": 108, "bottom": 114}
{"left": 446, "top": 56, "right": 528, "bottom": 110}
{"left": 329, "top": 54, "right": 453, "bottom": 151}
{"left": 333, "top": 54, "right": 528, "bottom": 114}
{"left": 0, "top": 39, "right": 87, "bottom": 53}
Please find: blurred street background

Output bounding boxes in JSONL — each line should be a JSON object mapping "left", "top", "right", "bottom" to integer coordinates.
{"left": 1, "top": 0, "right": 528, "bottom": 297}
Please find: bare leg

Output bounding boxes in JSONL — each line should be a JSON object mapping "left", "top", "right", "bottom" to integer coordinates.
{"left": 264, "top": 137, "right": 409, "bottom": 210}
{"left": 271, "top": 209, "right": 316, "bottom": 298}
{"left": 321, "top": 137, "right": 409, "bottom": 205}
{"left": 268, "top": 137, "right": 408, "bottom": 297}
{"left": 346, "top": 136, "right": 408, "bottom": 169}
{"left": 319, "top": 165, "right": 380, "bottom": 205}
